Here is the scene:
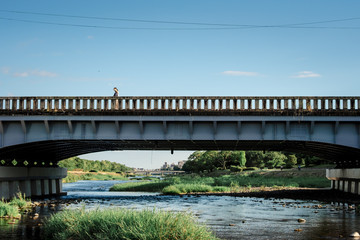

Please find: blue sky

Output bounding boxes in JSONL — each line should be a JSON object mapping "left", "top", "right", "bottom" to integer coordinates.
{"left": 1, "top": 1, "right": 360, "bottom": 168}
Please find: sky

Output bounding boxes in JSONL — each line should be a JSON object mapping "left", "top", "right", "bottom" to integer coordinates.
{"left": 1, "top": 1, "right": 360, "bottom": 169}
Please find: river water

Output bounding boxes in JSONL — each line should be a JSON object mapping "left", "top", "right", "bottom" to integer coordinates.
{"left": 1, "top": 180, "right": 360, "bottom": 240}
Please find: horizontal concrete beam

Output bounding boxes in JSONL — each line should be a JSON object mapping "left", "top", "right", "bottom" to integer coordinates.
{"left": 326, "top": 168, "right": 360, "bottom": 180}
{"left": 0, "top": 167, "right": 67, "bottom": 200}
{"left": 0, "top": 167, "right": 67, "bottom": 181}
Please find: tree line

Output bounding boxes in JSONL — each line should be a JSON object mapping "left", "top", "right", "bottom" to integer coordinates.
{"left": 58, "top": 157, "right": 132, "bottom": 173}
{"left": 182, "top": 150, "right": 326, "bottom": 173}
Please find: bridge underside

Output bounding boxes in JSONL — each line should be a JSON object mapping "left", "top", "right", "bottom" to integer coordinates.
{"left": 1, "top": 139, "right": 359, "bottom": 168}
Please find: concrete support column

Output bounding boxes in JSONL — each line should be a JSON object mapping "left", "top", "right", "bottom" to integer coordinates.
{"left": 0, "top": 181, "right": 10, "bottom": 200}
{"left": 0, "top": 166, "right": 67, "bottom": 200}
{"left": 326, "top": 168, "right": 360, "bottom": 195}
{"left": 19, "top": 180, "right": 31, "bottom": 197}
{"left": 31, "top": 180, "right": 42, "bottom": 196}
{"left": 49, "top": 179, "right": 56, "bottom": 195}
{"left": 351, "top": 181, "right": 359, "bottom": 195}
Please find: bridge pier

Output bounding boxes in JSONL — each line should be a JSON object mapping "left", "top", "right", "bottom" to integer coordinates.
{"left": 326, "top": 169, "right": 360, "bottom": 195}
{"left": 0, "top": 167, "right": 67, "bottom": 200}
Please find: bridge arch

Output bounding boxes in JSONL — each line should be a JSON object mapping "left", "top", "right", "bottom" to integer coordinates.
{"left": 1, "top": 96, "right": 360, "bottom": 198}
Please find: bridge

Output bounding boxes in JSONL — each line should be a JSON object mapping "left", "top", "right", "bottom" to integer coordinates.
{"left": 0, "top": 96, "right": 360, "bottom": 199}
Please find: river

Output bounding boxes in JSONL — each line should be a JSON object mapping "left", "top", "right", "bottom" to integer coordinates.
{"left": 1, "top": 180, "right": 359, "bottom": 240}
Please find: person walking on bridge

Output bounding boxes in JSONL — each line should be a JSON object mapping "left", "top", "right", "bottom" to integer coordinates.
{"left": 113, "top": 87, "right": 119, "bottom": 97}
{"left": 113, "top": 87, "right": 119, "bottom": 109}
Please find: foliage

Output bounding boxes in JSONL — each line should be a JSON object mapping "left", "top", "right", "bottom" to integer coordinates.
{"left": 63, "top": 172, "right": 127, "bottom": 183}
{"left": 110, "top": 172, "right": 330, "bottom": 195}
{"left": 184, "top": 150, "right": 328, "bottom": 173}
{"left": 58, "top": 157, "right": 132, "bottom": 173}
{"left": 110, "top": 180, "right": 169, "bottom": 192}
{"left": 285, "top": 154, "right": 298, "bottom": 168}
{"left": 0, "top": 200, "right": 20, "bottom": 218}
{"left": 183, "top": 151, "right": 247, "bottom": 173}
{"left": 162, "top": 184, "right": 214, "bottom": 194}
{"left": 9, "top": 193, "right": 31, "bottom": 209}
{"left": 43, "top": 208, "right": 218, "bottom": 240}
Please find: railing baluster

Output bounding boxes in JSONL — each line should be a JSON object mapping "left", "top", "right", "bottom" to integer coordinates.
{"left": 0, "top": 96, "right": 359, "bottom": 114}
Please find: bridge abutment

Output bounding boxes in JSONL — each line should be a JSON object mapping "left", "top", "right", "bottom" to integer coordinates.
{"left": 327, "top": 169, "right": 360, "bottom": 195}
{"left": 0, "top": 167, "right": 67, "bottom": 200}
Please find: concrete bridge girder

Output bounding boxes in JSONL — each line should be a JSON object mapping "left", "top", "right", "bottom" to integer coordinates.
{"left": 1, "top": 116, "right": 360, "bottom": 164}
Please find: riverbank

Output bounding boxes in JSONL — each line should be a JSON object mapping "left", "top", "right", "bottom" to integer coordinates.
{"left": 110, "top": 169, "right": 330, "bottom": 194}
{"left": 186, "top": 188, "right": 360, "bottom": 204}
{"left": 63, "top": 170, "right": 128, "bottom": 183}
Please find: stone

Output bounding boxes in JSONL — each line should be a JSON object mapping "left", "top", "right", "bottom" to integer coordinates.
{"left": 297, "top": 218, "right": 306, "bottom": 223}
{"left": 349, "top": 232, "right": 360, "bottom": 238}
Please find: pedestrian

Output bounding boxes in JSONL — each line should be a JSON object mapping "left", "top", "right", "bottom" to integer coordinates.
{"left": 113, "top": 87, "right": 119, "bottom": 109}
{"left": 298, "top": 165, "right": 301, "bottom": 171}
{"left": 113, "top": 87, "right": 119, "bottom": 97}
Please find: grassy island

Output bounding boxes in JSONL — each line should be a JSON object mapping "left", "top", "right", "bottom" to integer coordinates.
{"left": 43, "top": 208, "right": 218, "bottom": 240}
{"left": 110, "top": 169, "right": 330, "bottom": 195}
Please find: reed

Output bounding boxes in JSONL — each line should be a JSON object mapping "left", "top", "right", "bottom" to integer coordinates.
{"left": 43, "top": 208, "right": 218, "bottom": 240}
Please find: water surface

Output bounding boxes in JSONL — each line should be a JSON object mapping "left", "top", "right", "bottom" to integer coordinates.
{"left": 1, "top": 180, "right": 359, "bottom": 240}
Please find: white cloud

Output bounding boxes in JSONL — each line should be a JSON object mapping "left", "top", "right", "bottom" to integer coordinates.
{"left": 1, "top": 67, "right": 10, "bottom": 74}
{"left": 13, "top": 70, "right": 57, "bottom": 78}
{"left": 13, "top": 72, "right": 30, "bottom": 77}
{"left": 292, "top": 71, "right": 321, "bottom": 78}
{"left": 222, "top": 71, "right": 259, "bottom": 76}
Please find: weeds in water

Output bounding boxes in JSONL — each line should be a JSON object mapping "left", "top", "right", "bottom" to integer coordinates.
{"left": 0, "top": 201, "right": 19, "bottom": 218}
{"left": 43, "top": 208, "right": 219, "bottom": 240}
{"left": 10, "top": 193, "right": 31, "bottom": 209}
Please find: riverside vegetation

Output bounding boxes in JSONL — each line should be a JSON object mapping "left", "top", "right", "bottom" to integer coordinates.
{"left": 0, "top": 193, "right": 31, "bottom": 219}
{"left": 43, "top": 208, "right": 218, "bottom": 240}
{"left": 110, "top": 170, "right": 330, "bottom": 194}
{"left": 59, "top": 157, "right": 131, "bottom": 183}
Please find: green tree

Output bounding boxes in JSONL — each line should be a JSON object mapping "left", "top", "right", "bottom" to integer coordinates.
{"left": 285, "top": 154, "right": 297, "bottom": 168}
{"left": 239, "top": 151, "right": 246, "bottom": 167}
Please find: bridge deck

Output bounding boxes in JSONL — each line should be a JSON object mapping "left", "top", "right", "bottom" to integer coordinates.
{"left": 1, "top": 96, "right": 360, "bottom": 116}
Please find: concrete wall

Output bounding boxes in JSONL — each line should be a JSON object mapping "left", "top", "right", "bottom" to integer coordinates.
{"left": 0, "top": 167, "right": 67, "bottom": 200}
{"left": 326, "top": 168, "right": 360, "bottom": 195}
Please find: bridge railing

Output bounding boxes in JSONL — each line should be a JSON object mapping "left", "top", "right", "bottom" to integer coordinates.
{"left": 0, "top": 96, "right": 359, "bottom": 112}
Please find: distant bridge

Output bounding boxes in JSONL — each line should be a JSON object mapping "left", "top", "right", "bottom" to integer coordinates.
{"left": 132, "top": 170, "right": 185, "bottom": 176}
{"left": 0, "top": 96, "right": 360, "bottom": 198}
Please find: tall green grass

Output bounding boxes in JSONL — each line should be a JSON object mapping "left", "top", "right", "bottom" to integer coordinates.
{"left": 109, "top": 180, "right": 169, "bottom": 192}
{"left": 43, "top": 208, "right": 218, "bottom": 240}
{"left": 0, "top": 202, "right": 19, "bottom": 218}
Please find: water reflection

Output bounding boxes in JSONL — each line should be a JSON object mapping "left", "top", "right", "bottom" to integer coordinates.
{"left": 0, "top": 180, "right": 359, "bottom": 240}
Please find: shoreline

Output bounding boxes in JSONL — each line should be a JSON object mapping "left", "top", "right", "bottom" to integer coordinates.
{"left": 176, "top": 188, "right": 360, "bottom": 204}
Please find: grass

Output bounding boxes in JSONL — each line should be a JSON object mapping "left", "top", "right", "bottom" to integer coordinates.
{"left": 43, "top": 208, "right": 219, "bottom": 240}
{"left": 63, "top": 171, "right": 128, "bottom": 183}
{"left": 109, "top": 180, "right": 169, "bottom": 192}
{"left": 0, "top": 193, "right": 31, "bottom": 218}
{"left": 110, "top": 171, "right": 331, "bottom": 195}
{"left": 0, "top": 202, "right": 19, "bottom": 218}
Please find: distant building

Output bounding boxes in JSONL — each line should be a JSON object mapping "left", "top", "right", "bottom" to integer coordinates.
{"left": 161, "top": 162, "right": 169, "bottom": 170}
{"left": 177, "top": 160, "right": 187, "bottom": 169}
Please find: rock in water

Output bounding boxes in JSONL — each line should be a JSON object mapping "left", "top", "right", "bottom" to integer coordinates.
{"left": 297, "top": 218, "right": 306, "bottom": 223}
{"left": 349, "top": 232, "right": 360, "bottom": 238}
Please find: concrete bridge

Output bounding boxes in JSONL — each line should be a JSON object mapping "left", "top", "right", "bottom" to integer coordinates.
{"left": 1, "top": 96, "right": 360, "bottom": 199}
